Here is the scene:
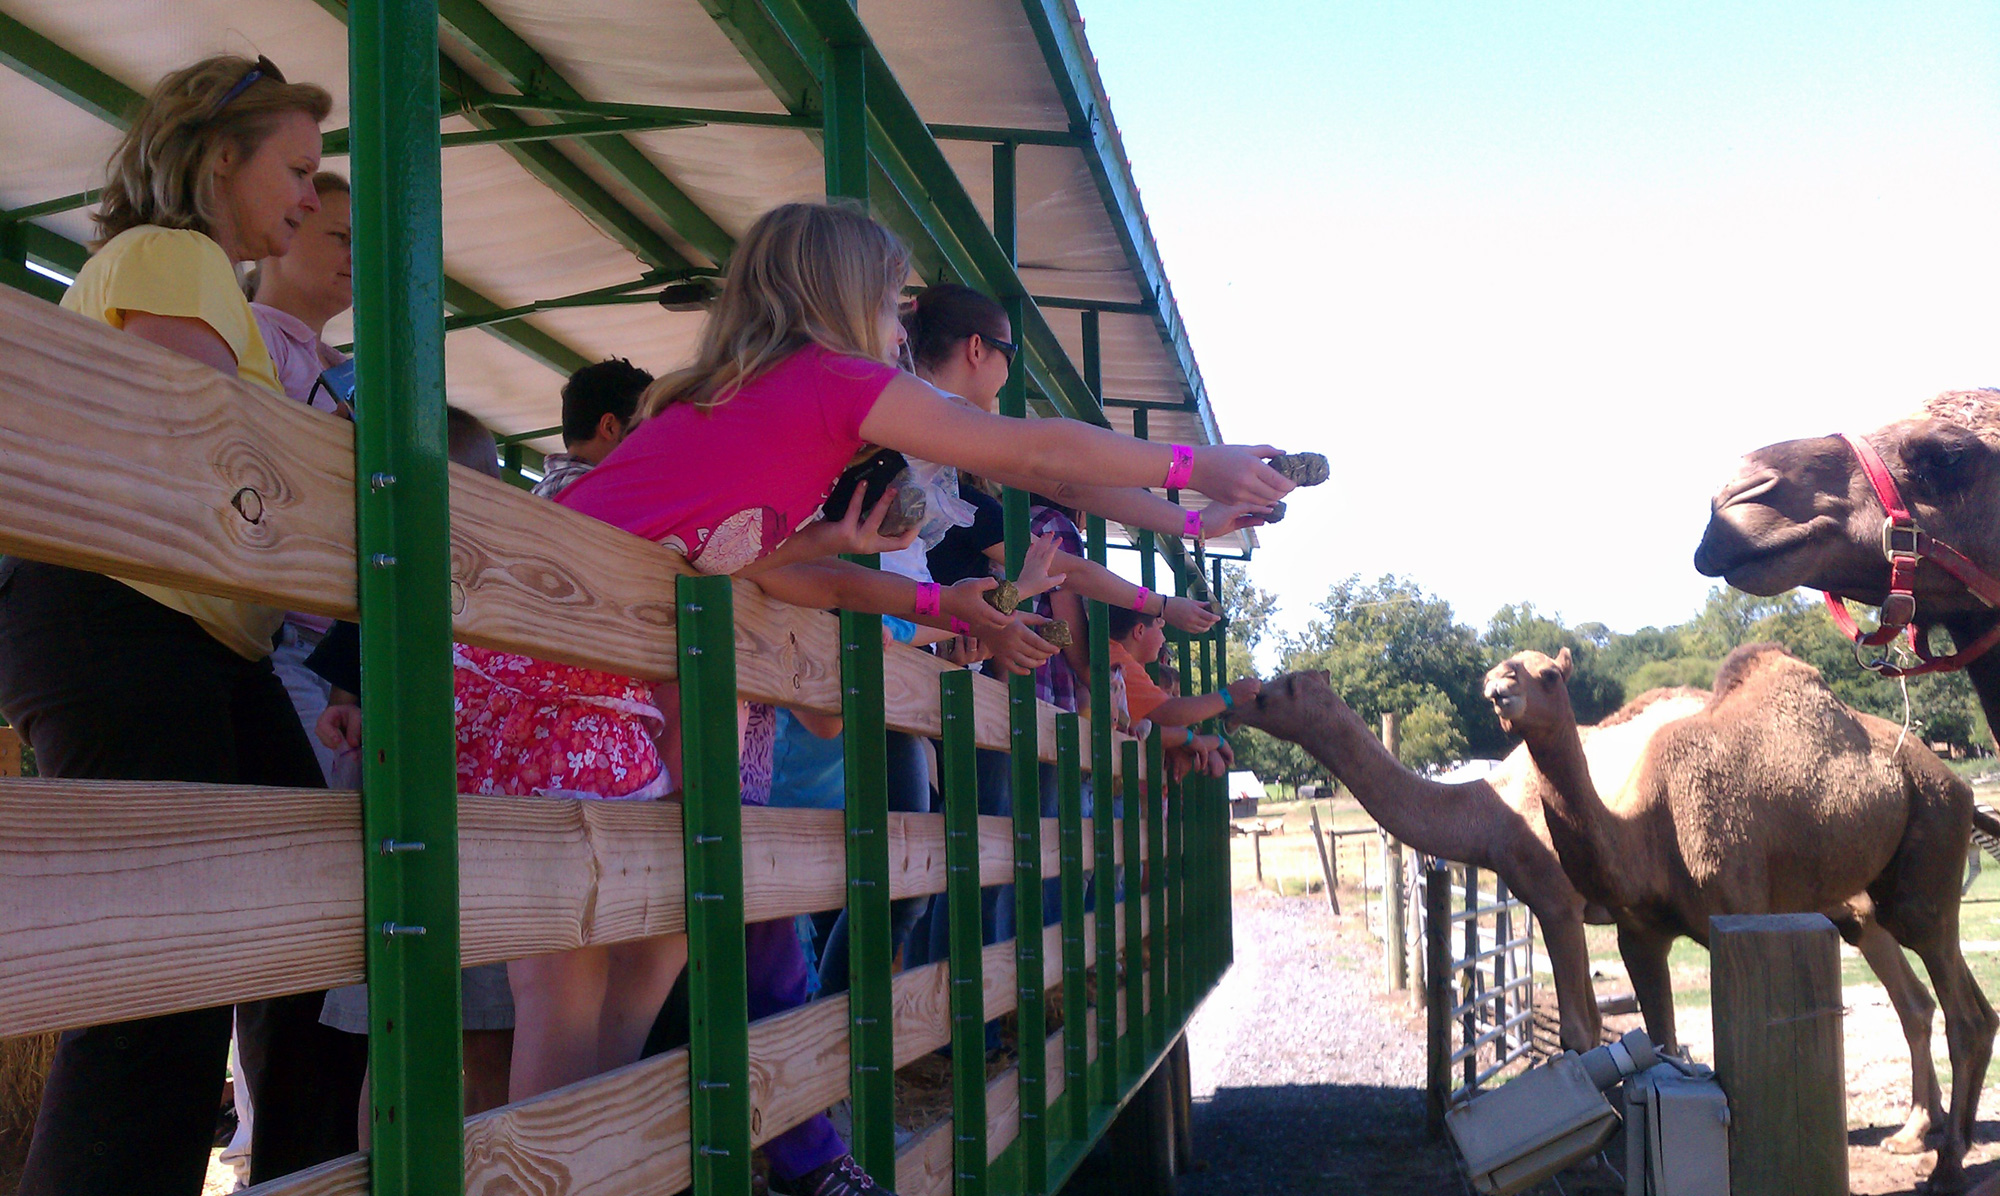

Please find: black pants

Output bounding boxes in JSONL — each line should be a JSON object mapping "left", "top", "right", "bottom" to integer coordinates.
{"left": 0, "top": 560, "right": 366, "bottom": 1195}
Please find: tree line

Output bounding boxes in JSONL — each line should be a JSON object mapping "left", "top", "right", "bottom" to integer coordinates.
{"left": 1213, "top": 569, "right": 1993, "bottom": 787}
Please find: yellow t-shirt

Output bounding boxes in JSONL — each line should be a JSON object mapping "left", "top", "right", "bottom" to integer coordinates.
{"left": 62, "top": 226, "right": 287, "bottom": 660}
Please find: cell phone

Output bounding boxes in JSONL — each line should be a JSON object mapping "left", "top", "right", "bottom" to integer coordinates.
{"left": 821, "top": 449, "right": 910, "bottom": 522}
{"left": 311, "top": 358, "right": 357, "bottom": 413}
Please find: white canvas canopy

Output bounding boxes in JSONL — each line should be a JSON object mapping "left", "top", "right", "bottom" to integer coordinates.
{"left": 0, "top": 0, "right": 1255, "bottom": 561}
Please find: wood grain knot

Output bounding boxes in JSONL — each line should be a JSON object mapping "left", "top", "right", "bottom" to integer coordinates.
{"left": 450, "top": 580, "right": 467, "bottom": 615}
{"left": 230, "top": 487, "right": 265, "bottom": 524}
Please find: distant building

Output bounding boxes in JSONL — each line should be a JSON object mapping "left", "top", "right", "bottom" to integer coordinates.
{"left": 1228, "top": 770, "right": 1264, "bottom": 819}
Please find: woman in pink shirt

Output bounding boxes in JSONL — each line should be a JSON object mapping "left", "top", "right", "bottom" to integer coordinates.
{"left": 463, "top": 202, "right": 1292, "bottom": 1194}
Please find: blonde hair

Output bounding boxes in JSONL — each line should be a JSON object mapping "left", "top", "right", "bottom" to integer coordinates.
{"left": 95, "top": 55, "right": 332, "bottom": 249}
{"left": 639, "top": 203, "right": 912, "bottom": 416}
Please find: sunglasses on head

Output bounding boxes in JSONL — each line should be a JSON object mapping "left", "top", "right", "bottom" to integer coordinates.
{"left": 211, "top": 55, "right": 285, "bottom": 117}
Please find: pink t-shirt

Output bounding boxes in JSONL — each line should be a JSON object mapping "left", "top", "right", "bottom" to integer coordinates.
{"left": 251, "top": 303, "right": 348, "bottom": 414}
{"left": 558, "top": 343, "right": 898, "bottom": 573}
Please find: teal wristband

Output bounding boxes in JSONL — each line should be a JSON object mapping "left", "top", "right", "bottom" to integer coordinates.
{"left": 1218, "top": 687, "right": 1234, "bottom": 710}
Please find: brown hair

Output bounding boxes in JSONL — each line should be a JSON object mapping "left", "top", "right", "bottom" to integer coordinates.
{"left": 94, "top": 55, "right": 332, "bottom": 249}
{"left": 904, "top": 283, "right": 1008, "bottom": 371}
{"left": 639, "top": 203, "right": 911, "bottom": 416}
{"left": 446, "top": 406, "right": 502, "bottom": 480}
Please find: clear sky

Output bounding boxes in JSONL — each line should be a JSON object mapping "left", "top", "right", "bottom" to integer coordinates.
{"left": 1081, "top": 0, "right": 2000, "bottom": 646}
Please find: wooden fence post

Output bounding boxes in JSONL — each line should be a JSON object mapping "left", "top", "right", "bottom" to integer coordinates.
{"left": 1309, "top": 802, "right": 1340, "bottom": 915}
{"left": 1423, "top": 860, "right": 1450, "bottom": 1137}
{"left": 1381, "top": 713, "right": 1407, "bottom": 990}
{"left": 1710, "top": 913, "right": 1847, "bottom": 1196}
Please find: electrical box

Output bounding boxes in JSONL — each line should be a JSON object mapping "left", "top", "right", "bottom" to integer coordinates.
{"left": 1447, "top": 1054, "right": 1623, "bottom": 1196}
{"left": 1623, "top": 1062, "right": 1730, "bottom": 1196}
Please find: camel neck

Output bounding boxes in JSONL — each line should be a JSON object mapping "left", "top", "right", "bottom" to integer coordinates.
{"left": 1304, "top": 705, "right": 1496, "bottom": 868}
{"left": 1949, "top": 614, "right": 2000, "bottom": 739}
{"left": 1516, "top": 715, "right": 1631, "bottom": 907}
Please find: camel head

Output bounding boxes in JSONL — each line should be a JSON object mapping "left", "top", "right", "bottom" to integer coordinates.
{"left": 1693, "top": 389, "right": 2000, "bottom": 617}
{"left": 1483, "top": 648, "right": 1575, "bottom": 737}
{"left": 1227, "top": 669, "right": 1344, "bottom": 743}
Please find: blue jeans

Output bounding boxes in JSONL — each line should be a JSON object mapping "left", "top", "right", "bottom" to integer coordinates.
{"left": 767, "top": 712, "right": 934, "bottom": 993}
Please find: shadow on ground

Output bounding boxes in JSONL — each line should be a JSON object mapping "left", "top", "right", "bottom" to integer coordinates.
{"left": 1176, "top": 1082, "right": 1458, "bottom": 1196}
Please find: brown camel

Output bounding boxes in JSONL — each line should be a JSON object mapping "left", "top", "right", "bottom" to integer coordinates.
{"left": 1486, "top": 643, "right": 1994, "bottom": 1190}
{"left": 1693, "top": 387, "right": 2000, "bottom": 746}
{"left": 1228, "top": 670, "right": 1708, "bottom": 1054}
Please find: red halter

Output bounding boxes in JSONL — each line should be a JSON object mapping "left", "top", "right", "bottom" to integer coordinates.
{"left": 1824, "top": 431, "right": 2000, "bottom": 677}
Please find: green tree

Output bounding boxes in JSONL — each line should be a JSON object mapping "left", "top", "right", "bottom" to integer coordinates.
{"left": 1277, "top": 574, "right": 1497, "bottom": 766}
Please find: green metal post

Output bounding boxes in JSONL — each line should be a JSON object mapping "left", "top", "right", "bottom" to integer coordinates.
{"left": 1120, "top": 738, "right": 1143, "bottom": 1082}
{"left": 1056, "top": 714, "right": 1088, "bottom": 1142}
{"left": 1215, "top": 559, "right": 1234, "bottom": 972}
{"left": 346, "top": 4, "right": 463, "bottom": 1192}
{"left": 1171, "top": 569, "right": 1192, "bottom": 1021}
{"left": 1088, "top": 559, "right": 1116, "bottom": 1108}
{"left": 941, "top": 672, "right": 988, "bottom": 1196}
{"left": 823, "top": 39, "right": 868, "bottom": 203}
{"left": 821, "top": 28, "right": 894, "bottom": 1179}
{"left": 1203, "top": 561, "right": 1221, "bottom": 991}
{"left": 1146, "top": 730, "right": 1167, "bottom": 1054}
{"left": 989, "top": 134, "right": 1047, "bottom": 1194}
{"left": 680, "top": 576, "right": 752, "bottom": 1196}
{"left": 1080, "top": 319, "right": 1120, "bottom": 1109}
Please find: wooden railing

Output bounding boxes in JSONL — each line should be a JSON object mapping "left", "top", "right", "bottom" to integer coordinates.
{"left": 0, "top": 286, "right": 1223, "bottom": 1196}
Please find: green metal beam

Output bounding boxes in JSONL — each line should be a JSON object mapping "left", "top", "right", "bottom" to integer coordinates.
{"left": 0, "top": 10, "right": 133, "bottom": 125}
{"left": 308, "top": 0, "right": 707, "bottom": 273}
{"left": 1021, "top": 0, "right": 1223, "bottom": 445}
{"left": 435, "top": 0, "right": 734, "bottom": 265}
{"left": 706, "top": 0, "right": 1110, "bottom": 427}
{"left": 0, "top": 25, "right": 597, "bottom": 383}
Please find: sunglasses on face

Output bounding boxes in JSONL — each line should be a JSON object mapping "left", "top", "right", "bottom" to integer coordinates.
{"left": 978, "top": 332, "right": 1018, "bottom": 362}
{"left": 211, "top": 55, "right": 286, "bottom": 117}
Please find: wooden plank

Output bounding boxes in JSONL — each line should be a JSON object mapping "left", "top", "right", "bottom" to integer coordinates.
{"left": 0, "top": 778, "right": 1134, "bottom": 1038}
{"left": 255, "top": 900, "right": 1141, "bottom": 1196}
{"left": 0, "top": 726, "right": 21, "bottom": 777}
{"left": 0, "top": 290, "right": 1129, "bottom": 772}
{"left": 1711, "top": 913, "right": 1846, "bottom": 1196}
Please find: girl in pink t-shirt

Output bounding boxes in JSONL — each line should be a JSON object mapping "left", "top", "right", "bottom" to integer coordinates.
{"left": 468, "top": 204, "right": 1293, "bottom": 1179}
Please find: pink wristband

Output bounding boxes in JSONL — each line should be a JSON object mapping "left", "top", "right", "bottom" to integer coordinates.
{"left": 1163, "top": 444, "right": 1194, "bottom": 490}
{"left": 913, "top": 581, "right": 942, "bottom": 619}
{"left": 1183, "top": 508, "right": 1204, "bottom": 540}
{"left": 1132, "top": 586, "right": 1154, "bottom": 614}
{"left": 949, "top": 617, "right": 972, "bottom": 635}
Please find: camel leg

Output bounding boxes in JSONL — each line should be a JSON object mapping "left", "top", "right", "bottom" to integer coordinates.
{"left": 1854, "top": 920, "right": 1944, "bottom": 1153}
{"left": 1538, "top": 912, "right": 1603, "bottom": 1052}
{"left": 1911, "top": 936, "right": 1998, "bottom": 1194}
{"left": 1617, "top": 922, "right": 1677, "bottom": 1052}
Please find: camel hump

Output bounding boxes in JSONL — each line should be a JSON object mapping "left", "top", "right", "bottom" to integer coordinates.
{"left": 1921, "top": 388, "right": 2000, "bottom": 441}
{"left": 1597, "top": 685, "right": 1710, "bottom": 728}
{"left": 1708, "top": 642, "right": 1819, "bottom": 705}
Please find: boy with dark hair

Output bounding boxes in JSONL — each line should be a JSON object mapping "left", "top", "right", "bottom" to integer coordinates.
{"left": 533, "top": 357, "right": 654, "bottom": 498}
{"left": 1107, "top": 605, "right": 1255, "bottom": 777}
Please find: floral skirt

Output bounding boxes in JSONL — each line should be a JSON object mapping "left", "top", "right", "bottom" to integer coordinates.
{"left": 454, "top": 645, "right": 669, "bottom": 800}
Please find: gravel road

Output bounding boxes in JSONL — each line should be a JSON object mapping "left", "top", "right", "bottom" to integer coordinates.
{"left": 1177, "top": 888, "right": 1462, "bottom": 1196}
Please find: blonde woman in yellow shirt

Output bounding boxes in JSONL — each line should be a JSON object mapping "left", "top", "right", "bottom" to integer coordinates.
{"left": 0, "top": 55, "right": 359, "bottom": 1196}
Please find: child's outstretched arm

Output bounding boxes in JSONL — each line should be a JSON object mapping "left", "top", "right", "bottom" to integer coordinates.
{"left": 858, "top": 374, "right": 1295, "bottom": 506}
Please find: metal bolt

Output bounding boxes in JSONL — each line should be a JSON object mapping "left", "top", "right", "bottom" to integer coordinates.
{"left": 695, "top": 834, "right": 723, "bottom": 844}
{"left": 698, "top": 1080, "right": 731, "bottom": 1091}
{"left": 379, "top": 839, "right": 426, "bottom": 855}
{"left": 698, "top": 1145, "right": 732, "bottom": 1158}
{"left": 687, "top": 646, "right": 703, "bottom": 656}
{"left": 369, "top": 472, "right": 397, "bottom": 491}
{"left": 371, "top": 553, "right": 396, "bottom": 568}
{"left": 380, "top": 922, "right": 426, "bottom": 937}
